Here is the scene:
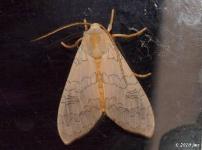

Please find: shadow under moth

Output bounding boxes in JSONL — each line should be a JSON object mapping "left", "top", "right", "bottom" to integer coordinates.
{"left": 33, "top": 9, "right": 155, "bottom": 145}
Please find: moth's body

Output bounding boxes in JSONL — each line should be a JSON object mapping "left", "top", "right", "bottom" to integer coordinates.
{"left": 56, "top": 23, "right": 155, "bottom": 144}
{"left": 33, "top": 10, "right": 155, "bottom": 145}
{"left": 84, "top": 23, "right": 112, "bottom": 112}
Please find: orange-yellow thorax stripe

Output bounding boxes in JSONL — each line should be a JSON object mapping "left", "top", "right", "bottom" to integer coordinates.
{"left": 94, "top": 58, "right": 105, "bottom": 112}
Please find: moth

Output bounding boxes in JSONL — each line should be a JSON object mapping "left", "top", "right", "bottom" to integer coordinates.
{"left": 33, "top": 9, "right": 155, "bottom": 144}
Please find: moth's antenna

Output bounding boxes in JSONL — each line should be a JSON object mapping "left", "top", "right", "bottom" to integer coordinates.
{"left": 32, "top": 22, "right": 91, "bottom": 42}
{"left": 107, "top": 9, "right": 115, "bottom": 32}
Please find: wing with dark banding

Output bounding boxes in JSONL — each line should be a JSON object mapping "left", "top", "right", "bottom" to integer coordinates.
{"left": 101, "top": 41, "right": 155, "bottom": 138}
{"left": 57, "top": 46, "right": 102, "bottom": 144}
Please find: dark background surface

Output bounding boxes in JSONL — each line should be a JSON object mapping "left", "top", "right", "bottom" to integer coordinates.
{"left": 0, "top": 0, "right": 161, "bottom": 149}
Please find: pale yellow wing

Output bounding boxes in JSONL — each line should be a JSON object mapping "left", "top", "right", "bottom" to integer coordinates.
{"left": 57, "top": 46, "right": 102, "bottom": 144}
{"left": 101, "top": 40, "right": 155, "bottom": 138}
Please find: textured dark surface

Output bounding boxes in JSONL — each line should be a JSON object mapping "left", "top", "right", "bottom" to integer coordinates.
{"left": 159, "top": 124, "right": 202, "bottom": 150}
{"left": 150, "top": 0, "right": 202, "bottom": 150}
{"left": 0, "top": 0, "right": 160, "bottom": 150}
{"left": 159, "top": 110, "right": 202, "bottom": 150}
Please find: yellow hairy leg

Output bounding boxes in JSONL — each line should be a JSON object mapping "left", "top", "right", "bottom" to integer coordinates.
{"left": 112, "top": 27, "right": 147, "bottom": 39}
{"left": 133, "top": 72, "right": 151, "bottom": 78}
{"left": 61, "top": 38, "right": 82, "bottom": 49}
{"left": 60, "top": 19, "right": 88, "bottom": 49}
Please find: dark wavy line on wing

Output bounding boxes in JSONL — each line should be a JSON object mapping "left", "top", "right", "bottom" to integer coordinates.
{"left": 59, "top": 103, "right": 100, "bottom": 136}
{"left": 106, "top": 99, "right": 151, "bottom": 130}
{"left": 125, "top": 88, "right": 145, "bottom": 100}
{"left": 102, "top": 72, "right": 139, "bottom": 89}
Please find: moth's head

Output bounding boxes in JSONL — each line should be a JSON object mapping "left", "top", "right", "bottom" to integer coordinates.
{"left": 85, "top": 23, "right": 107, "bottom": 33}
{"left": 83, "top": 23, "right": 108, "bottom": 38}
{"left": 90, "top": 23, "right": 101, "bottom": 29}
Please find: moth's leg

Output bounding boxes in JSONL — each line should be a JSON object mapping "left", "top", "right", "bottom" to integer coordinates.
{"left": 61, "top": 37, "right": 82, "bottom": 49}
{"left": 107, "top": 9, "right": 115, "bottom": 32}
{"left": 112, "top": 27, "right": 147, "bottom": 38}
{"left": 84, "top": 18, "right": 88, "bottom": 31}
{"left": 133, "top": 71, "right": 151, "bottom": 78}
{"left": 61, "top": 19, "right": 86, "bottom": 49}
